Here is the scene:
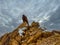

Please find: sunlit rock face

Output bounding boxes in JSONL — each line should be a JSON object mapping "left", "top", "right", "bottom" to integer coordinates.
{"left": 0, "top": 0, "right": 60, "bottom": 37}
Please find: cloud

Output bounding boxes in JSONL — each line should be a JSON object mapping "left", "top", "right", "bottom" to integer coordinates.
{"left": 0, "top": 0, "right": 60, "bottom": 37}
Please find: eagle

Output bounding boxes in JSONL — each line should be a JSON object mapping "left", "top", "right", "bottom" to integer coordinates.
{"left": 22, "top": 14, "right": 29, "bottom": 26}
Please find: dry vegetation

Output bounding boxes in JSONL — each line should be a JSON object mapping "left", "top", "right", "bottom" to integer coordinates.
{"left": 0, "top": 15, "right": 60, "bottom": 45}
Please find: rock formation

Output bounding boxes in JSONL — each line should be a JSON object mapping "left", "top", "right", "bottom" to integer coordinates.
{"left": 0, "top": 15, "right": 60, "bottom": 45}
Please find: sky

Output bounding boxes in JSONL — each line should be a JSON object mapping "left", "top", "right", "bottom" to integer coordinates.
{"left": 0, "top": 0, "right": 60, "bottom": 37}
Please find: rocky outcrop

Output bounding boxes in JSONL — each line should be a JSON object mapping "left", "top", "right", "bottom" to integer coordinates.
{"left": 0, "top": 15, "right": 60, "bottom": 45}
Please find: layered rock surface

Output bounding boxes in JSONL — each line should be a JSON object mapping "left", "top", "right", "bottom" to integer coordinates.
{"left": 0, "top": 15, "right": 60, "bottom": 45}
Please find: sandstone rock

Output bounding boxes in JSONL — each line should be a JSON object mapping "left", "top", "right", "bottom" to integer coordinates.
{"left": 9, "top": 39, "right": 19, "bottom": 45}
{"left": 0, "top": 15, "right": 60, "bottom": 45}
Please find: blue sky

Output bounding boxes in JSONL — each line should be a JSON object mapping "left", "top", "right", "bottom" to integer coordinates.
{"left": 0, "top": 0, "right": 60, "bottom": 36}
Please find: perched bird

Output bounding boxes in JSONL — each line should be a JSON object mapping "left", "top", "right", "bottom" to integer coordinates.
{"left": 22, "top": 14, "right": 29, "bottom": 26}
